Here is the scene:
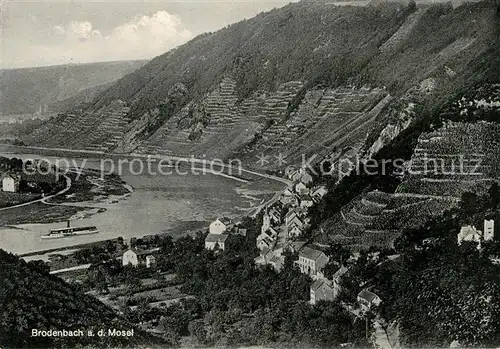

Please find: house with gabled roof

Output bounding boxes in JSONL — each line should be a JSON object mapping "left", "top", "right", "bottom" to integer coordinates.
{"left": 269, "top": 206, "right": 285, "bottom": 224}
{"left": 288, "top": 225, "right": 304, "bottom": 238}
{"left": 294, "top": 246, "right": 329, "bottom": 278}
{"left": 209, "top": 217, "right": 234, "bottom": 235}
{"left": 269, "top": 254, "right": 284, "bottom": 272}
{"left": 457, "top": 225, "right": 481, "bottom": 245}
{"left": 300, "top": 171, "right": 313, "bottom": 185}
{"left": 357, "top": 289, "right": 382, "bottom": 312}
{"left": 205, "top": 233, "right": 230, "bottom": 251}
{"left": 295, "top": 182, "right": 309, "bottom": 195}
{"left": 311, "top": 186, "right": 328, "bottom": 202}
{"left": 285, "top": 209, "right": 305, "bottom": 227}
{"left": 257, "top": 232, "right": 274, "bottom": 250}
{"left": 274, "top": 240, "right": 306, "bottom": 257}
{"left": 299, "top": 194, "right": 314, "bottom": 208}
{"left": 122, "top": 247, "right": 159, "bottom": 267}
{"left": 254, "top": 247, "right": 283, "bottom": 272}
{"left": 310, "top": 278, "right": 334, "bottom": 305}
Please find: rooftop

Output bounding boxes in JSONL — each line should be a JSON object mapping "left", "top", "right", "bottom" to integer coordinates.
{"left": 205, "top": 233, "right": 230, "bottom": 243}
{"left": 218, "top": 217, "right": 233, "bottom": 225}
{"left": 357, "top": 289, "right": 380, "bottom": 303}
{"left": 332, "top": 266, "right": 349, "bottom": 279}
{"left": 311, "top": 278, "right": 333, "bottom": 292}
{"left": 299, "top": 246, "right": 326, "bottom": 261}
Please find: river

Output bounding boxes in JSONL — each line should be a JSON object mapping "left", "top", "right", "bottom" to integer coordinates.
{"left": 0, "top": 152, "right": 283, "bottom": 256}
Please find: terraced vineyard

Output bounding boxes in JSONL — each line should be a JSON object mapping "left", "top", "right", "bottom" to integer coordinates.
{"left": 24, "top": 101, "right": 131, "bottom": 153}
{"left": 326, "top": 190, "right": 458, "bottom": 248}
{"left": 320, "top": 119, "right": 500, "bottom": 248}
{"left": 239, "top": 85, "right": 391, "bottom": 169}
{"left": 134, "top": 78, "right": 304, "bottom": 159}
{"left": 397, "top": 121, "right": 500, "bottom": 197}
{"left": 28, "top": 76, "right": 390, "bottom": 168}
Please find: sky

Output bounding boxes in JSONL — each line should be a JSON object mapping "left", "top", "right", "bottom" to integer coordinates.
{"left": 0, "top": 0, "right": 292, "bottom": 69}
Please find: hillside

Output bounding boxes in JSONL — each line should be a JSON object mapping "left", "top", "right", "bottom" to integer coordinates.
{"left": 10, "top": 0, "right": 500, "bottom": 248}
{"left": 18, "top": 1, "right": 500, "bottom": 167}
{"left": 0, "top": 60, "right": 147, "bottom": 116}
{"left": 0, "top": 249, "right": 166, "bottom": 348}
{"left": 313, "top": 83, "right": 500, "bottom": 248}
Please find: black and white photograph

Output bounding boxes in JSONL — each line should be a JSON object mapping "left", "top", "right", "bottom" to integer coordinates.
{"left": 1, "top": 0, "right": 500, "bottom": 347}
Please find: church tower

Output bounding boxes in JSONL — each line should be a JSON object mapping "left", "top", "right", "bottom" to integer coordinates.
{"left": 261, "top": 206, "right": 271, "bottom": 234}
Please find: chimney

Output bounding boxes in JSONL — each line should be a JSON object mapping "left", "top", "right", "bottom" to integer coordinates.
{"left": 67, "top": 220, "right": 71, "bottom": 228}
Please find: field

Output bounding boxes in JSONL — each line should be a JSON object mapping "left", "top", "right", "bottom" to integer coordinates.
{"left": 0, "top": 191, "right": 41, "bottom": 208}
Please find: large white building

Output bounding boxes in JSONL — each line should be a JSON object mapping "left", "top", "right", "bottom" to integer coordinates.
{"left": 294, "top": 246, "right": 329, "bottom": 279}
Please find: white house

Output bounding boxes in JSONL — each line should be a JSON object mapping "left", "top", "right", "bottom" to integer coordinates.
{"left": 457, "top": 225, "right": 482, "bottom": 245}
{"left": 122, "top": 248, "right": 157, "bottom": 268}
{"left": 209, "top": 217, "right": 234, "bottom": 235}
{"left": 357, "top": 289, "right": 382, "bottom": 312}
{"left": 295, "top": 182, "right": 309, "bottom": 195}
{"left": 205, "top": 233, "right": 230, "bottom": 250}
{"left": 484, "top": 219, "right": 495, "bottom": 241}
{"left": 2, "top": 173, "right": 20, "bottom": 193}
{"left": 312, "top": 186, "right": 328, "bottom": 201}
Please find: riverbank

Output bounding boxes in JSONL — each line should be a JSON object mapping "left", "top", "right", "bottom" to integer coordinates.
{"left": 0, "top": 149, "right": 286, "bottom": 257}
{"left": 0, "top": 169, "right": 131, "bottom": 227}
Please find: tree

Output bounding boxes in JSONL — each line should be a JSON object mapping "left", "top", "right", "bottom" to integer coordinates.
{"left": 188, "top": 319, "right": 207, "bottom": 344}
{"left": 489, "top": 182, "right": 500, "bottom": 210}
{"left": 408, "top": 0, "right": 417, "bottom": 12}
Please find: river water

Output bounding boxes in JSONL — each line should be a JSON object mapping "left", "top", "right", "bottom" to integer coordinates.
{"left": 0, "top": 153, "right": 282, "bottom": 255}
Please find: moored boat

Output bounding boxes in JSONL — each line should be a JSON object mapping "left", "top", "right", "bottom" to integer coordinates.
{"left": 41, "top": 222, "right": 98, "bottom": 239}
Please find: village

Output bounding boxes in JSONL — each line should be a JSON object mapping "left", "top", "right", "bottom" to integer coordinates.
{"left": 37, "top": 162, "right": 499, "bottom": 348}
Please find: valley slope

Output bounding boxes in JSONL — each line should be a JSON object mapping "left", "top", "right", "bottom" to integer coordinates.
{"left": 9, "top": 0, "right": 500, "bottom": 247}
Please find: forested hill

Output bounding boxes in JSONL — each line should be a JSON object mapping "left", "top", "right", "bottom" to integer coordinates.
{"left": 0, "top": 60, "right": 147, "bottom": 116}
{"left": 18, "top": 0, "right": 500, "bottom": 161}
{"left": 0, "top": 249, "right": 166, "bottom": 348}
{"left": 87, "top": 0, "right": 499, "bottom": 116}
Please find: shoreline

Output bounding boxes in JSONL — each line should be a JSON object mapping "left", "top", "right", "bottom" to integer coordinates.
{"left": 0, "top": 147, "right": 286, "bottom": 259}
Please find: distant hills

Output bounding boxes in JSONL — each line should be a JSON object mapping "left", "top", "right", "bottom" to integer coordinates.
{"left": 0, "top": 60, "right": 147, "bottom": 116}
